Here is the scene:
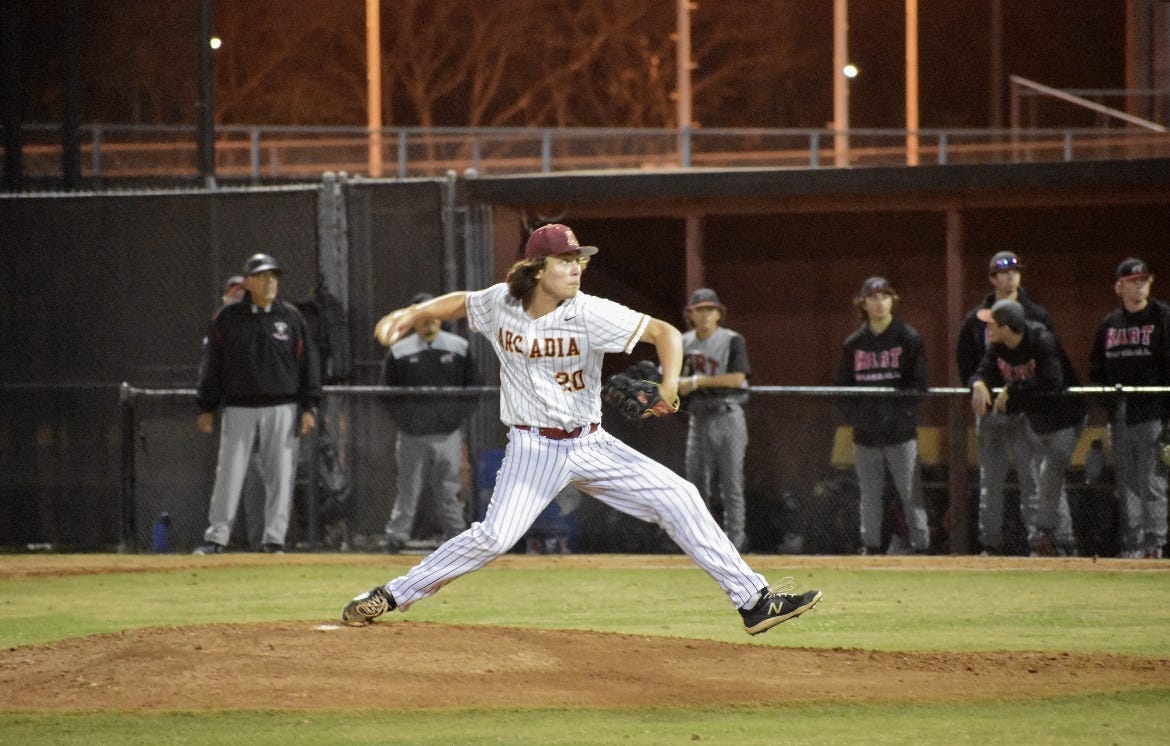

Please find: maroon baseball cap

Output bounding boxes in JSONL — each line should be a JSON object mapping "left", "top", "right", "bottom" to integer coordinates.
{"left": 524, "top": 224, "right": 599, "bottom": 259}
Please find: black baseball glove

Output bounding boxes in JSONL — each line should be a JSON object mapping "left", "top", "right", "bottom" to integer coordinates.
{"left": 602, "top": 372, "right": 680, "bottom": 420}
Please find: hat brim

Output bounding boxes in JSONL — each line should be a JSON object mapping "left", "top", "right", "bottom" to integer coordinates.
{"left": 988, "top": 264, "right": 1024, "bottom": 275}
{"left": 246, "top": 265, "right": 281, "bottom": 276}
{"left": 1117, "top": 272, "right": 1151, "bottom": 282}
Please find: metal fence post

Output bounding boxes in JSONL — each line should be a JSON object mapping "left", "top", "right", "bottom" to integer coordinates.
{"left": 119, "top": 382, "right": 137, "bottom": 553}
{"left": 398, "top": 128, "right": 409, "bottom": 178}
{"left": 250, "top": 129, "right": 261, "bottom": 185}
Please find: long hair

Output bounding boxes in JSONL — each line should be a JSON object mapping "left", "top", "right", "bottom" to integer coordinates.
{"left": 506, "top": 257, "right": 545, "bottom": 302}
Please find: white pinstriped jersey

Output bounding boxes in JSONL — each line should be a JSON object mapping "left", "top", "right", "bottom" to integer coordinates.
{"left": 465, "top": 283, "right": 649, "bottom": 430}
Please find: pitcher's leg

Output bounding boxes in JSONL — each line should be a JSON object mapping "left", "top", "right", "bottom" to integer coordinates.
{"left": 580, "top": 431, "right": 766, "bottom": 609}
{"left": 387, "top": 430, "right": 569, "bottom": 609}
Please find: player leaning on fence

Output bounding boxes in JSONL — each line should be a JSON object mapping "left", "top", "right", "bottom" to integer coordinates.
{"left": 970, "top": 299, "right": 1085, "bottom": 557}
{"left": 341, "top": 223, "right": 822, "bottom": 635}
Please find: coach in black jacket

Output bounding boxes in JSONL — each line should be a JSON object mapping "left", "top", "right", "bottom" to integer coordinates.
{"left": 194, "top": 253, "right": 321, "bottom": 554}
{"left": 971, "top": 299, "right": 1085, "bottom": 557}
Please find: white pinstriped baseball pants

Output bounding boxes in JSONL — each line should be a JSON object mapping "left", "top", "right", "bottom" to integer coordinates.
{"left": 386, "top": 426, "right": 767, "bottom": 610}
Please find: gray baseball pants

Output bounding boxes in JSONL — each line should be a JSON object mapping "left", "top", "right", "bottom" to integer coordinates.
{"left": 976, "top": 412, "right": 1037, "bottom": 551}
{"left": 1025, "top": 419, "right": 1084, "bottom": 549}
{"left": 853, "top": 439, "right": 930, "bottom": 552}
{"left": 1110, "top": 411, "right": 1168, "bottom": 554}
{"left": 385, "top": 430, "right": 467, "bottom": 544}
{"left": 203, "top": 403, "right": 299, "bottom": 548}
{"left": 685, "top": 404, "right": 748, "bottom": 550}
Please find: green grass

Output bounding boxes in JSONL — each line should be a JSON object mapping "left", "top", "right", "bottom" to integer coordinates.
{"left": 2, "top": 557, "right": 1169, "bottom": 744}
{"left": 3, "top": 563, "right": 1169, "bottom": 654}
{"left": 2, "top": 691, "right": 1169, "bottom": 745}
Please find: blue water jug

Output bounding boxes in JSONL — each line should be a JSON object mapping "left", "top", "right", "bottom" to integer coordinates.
{"left": 152, "top": 512, "right": 172, "bottom": 553}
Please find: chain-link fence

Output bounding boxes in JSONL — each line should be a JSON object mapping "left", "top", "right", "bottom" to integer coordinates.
{"left": 111, "top": 384, "right": 1166, "bottom": 558}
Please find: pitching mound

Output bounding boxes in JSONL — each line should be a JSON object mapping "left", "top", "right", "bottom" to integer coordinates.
{"left": 4, "top": 620, "right": 1168, "bottom": 711}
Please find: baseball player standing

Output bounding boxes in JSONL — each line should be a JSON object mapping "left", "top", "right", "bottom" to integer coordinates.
{"left": 1089, "top": 258, "right": 1170, "bottom": 559}
{"left": 678, "top": 288, "right": 751, "bottom": 551}
{"left": 833, "top": 277, "right": 931, "bottom": 555}
{"left": 342, "top": 224, "right": 822, "bottom": 635}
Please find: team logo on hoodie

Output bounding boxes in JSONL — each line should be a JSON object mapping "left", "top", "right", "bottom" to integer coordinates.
{"left": 272, "top": 321, "right": 290, "bottom": 341}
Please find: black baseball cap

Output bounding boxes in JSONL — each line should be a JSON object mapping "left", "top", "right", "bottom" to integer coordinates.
{"left": 856, "top": 276, "right": 897, "bottom": 299}
{"left": 243, "top": 253, "right": 281, "bottom": 276}
{"left": 1115, "top": 258, "right": 1151, "bottom": 281}
{"left": 976, "top": 298, "right": 1026, "bottom": 331}
{"left": 524, "top": 224, "right": 599, "bottom": 259}
{"left": 988, "top": 251, "right": 1023, "bottom": 274}
{"left": 687, "top": 288, "right": 725, "bottom": 311}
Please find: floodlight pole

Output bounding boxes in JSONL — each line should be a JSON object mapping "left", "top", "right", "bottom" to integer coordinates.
{"left": 366, "top": 0, "right": 383, "bottom": 178}
{"left": 905, "top": 0, "right": 919, "bottom": 165}
{"left": 833, "top": 0, "right": 850, "bottom": 166}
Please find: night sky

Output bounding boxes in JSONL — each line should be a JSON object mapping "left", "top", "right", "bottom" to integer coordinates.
{"left": 4, "top": 0, "right": 1127, "bottom": 130}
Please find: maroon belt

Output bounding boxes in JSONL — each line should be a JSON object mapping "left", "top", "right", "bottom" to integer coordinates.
{"left": 516, "top": 423, "right": 600, "bottom": 440}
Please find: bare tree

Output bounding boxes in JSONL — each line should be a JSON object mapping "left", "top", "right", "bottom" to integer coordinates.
{"left": 211, "top": 2, "right": 365, "bottom": 125}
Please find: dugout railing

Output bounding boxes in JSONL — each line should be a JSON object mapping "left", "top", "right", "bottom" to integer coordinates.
{"left": 114, "top": 383, "right": 1170, "bottom": 558}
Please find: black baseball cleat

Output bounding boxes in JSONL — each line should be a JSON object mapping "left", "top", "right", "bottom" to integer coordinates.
{"left": 740, "top": 579, "right": 822, "bottom": 635}
{"left": 341, "top": 586, "right": 397, "bottom": 626}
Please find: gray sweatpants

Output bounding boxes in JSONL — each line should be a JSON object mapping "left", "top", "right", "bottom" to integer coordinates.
{"left": 1110, "top": 412, "right": 1169, "bottom": 553}
{"left": 853, "top": 439, "right": 930, "bottom": 552}
{"left": 385, "top": 430, "right": 467, "bottom": 544}
{"left": 976, "top": 412, "right": 1037, "bottom": 550}
{"left": 1025, "top": 419, "right": 1084, "bottom": 549}
{"left": 203, "top": 403, "right": 300, "bottom": 548}
{"left": 978, "top": 412, "right": 1076, "bottom": 551}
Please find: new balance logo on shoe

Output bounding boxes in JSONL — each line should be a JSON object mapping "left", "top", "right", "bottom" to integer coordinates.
{"left": 739, "top": 579, "right": 822, "bottom": 636}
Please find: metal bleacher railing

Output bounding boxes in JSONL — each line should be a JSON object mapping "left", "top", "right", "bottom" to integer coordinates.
{"left": 11, "top": 79, "right": 1169, "bottom": 184}
{"left": 15, "top": 123, "right": 1170, "bottom": 184}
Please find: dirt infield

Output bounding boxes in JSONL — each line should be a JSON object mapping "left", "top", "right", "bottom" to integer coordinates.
{"left": 2, "top": 554, "right": 1168, "bottom": 712}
